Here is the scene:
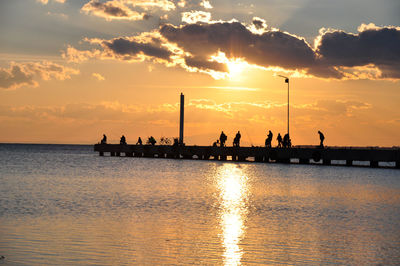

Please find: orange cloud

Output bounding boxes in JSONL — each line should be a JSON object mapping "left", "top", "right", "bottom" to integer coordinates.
{"left": 92, "top": 73, "right": 105, "bottom": 81}
{"left": 0, "top": 61, "right": 79, "bottom": 90}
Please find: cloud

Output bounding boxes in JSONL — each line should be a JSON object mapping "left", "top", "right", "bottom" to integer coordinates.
{"left": 92, "top": 72, "right": 105, "bottom": 81}
{"left": 103, "top": 37, "right": 173, "bottom": 60}
{"left": 64, "top": 20, "right": 400, "bottom": 80}
{"left": 160, "top": 21, "right": 316, "bottom": 69}
{"left": 61, "top": 45, "right": 102, "bottom": 63}
{"left": 37, "top": 0, "right": 66, "bottom": 4}
{"left": 81, "top": 0, "right": 145, "bottom": 21}
{"left": 315, "top": 23, "right": 400, "bottom": 79}
{"left": 46, "top": 11, "right": 68, "bottom": 20}
{"left": 181, "top": 10, "right": 211, "bottom": 23}
{"left": 81, "top": 0, "right": 176, "bottom": 21}
{"left": 63, "top": 34, "right": 175, "bottom": 65}
{"left": 130, "top": 0, "right": 175, "bottom": 11}
{"left": 0, "top": 61, "right": 79, "bottom": 90}
{"left": 199, "top": 0, "right": 212, "bottom": 9}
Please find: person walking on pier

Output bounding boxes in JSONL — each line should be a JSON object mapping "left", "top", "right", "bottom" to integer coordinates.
{"left": 233, "top": 131, "right": 241, "bottom": 147}
{"left": 318, "top": 131, "right": 325, "bottom": 148}
{"left": 265, "top": 130, "right": 273, "bottom": 148}
{"left": 277, "top": 133, "right": 282, "bottom": 148}
{"left": 101, "top": 134, "right": 107, "bottom": 144}
{"left": 120, "top": 135, "right": 127, "bottom": 145}
{"left": 136, "top": 137, "right": 142, "bottom": 145}
{"left": 219, "top": 131, "right": 227, "bottom": 147}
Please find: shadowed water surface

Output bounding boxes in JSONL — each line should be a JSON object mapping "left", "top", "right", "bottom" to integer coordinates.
{"left": 0, "top": 144, "right": 399, "bottom": 265}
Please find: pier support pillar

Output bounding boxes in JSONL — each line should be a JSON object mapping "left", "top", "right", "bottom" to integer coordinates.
{"left": 255, "top": 156, "right": 263, "bottom": 162}
{"left": 99, "top": 152, "right": 104, "bottom": 156}
{"left": 220, "top": 155, "right": 227, "bottom": 161}
{"left": 346, "top": 160, "right": 352, "bottom": 166}
{"left": 396, "top": 161, "right": 400, "bottom": 169}
{"left": 238, "top": 156, "right": 246, "bottom": 162}
{"left": 277, "top": 158, "right": 290, "bottom": 164}
{"left": 299, "top": 158, "right": 309, "bottom": 164}
{"left": 116, "top": 152, "right": 120, "bottom": 156}
{"left": 110, "top": 152, "right": 115, "bottom": 156}
{"left": 370, "top": 161, "right": 378, "bottom": 168}
{"left": 323, "top": 159, "right": 331, "bottom": 165}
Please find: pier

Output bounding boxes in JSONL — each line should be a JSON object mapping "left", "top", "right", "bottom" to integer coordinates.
{"left": 94, "top": 144, "right": 400, "bottom": 169}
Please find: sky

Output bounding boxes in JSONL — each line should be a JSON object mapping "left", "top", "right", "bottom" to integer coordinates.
{"left": 0, "top": 0, "right": 399, "bottom": 146}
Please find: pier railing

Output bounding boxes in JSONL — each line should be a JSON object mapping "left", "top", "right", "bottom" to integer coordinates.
{"left": 94, "top": 144, "right": 400, "bottom": 169}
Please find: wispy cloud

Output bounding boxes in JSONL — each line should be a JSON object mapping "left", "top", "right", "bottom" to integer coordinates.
{"left": 181, "top": 10, "right": 211, "bottom": 23}
{"left": 92, "top": 72, "right": 105, "bottom": 81}
{"left": 81, "top": 0, "right": 176, "bottom": 21}
{"left": 37, "top": 0, "right": 66, "bottom": 4}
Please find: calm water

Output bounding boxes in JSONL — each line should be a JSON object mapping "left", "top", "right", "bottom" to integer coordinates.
{"left": 0, "top": 144, "right": 399, "bottom": 265}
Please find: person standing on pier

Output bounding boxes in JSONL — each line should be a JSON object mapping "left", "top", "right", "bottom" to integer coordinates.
{"left": 120, "top": 135, "right": 127, "bottom": 145}
{"left": 136, "top": 137, "right": 142, "bottom": 145}
{"left": 283, "top": 133, "right": 291, "bottom": 148}
{"left": 233, "top": 131, "right": 241, "bottom": 147}
{"left": 101, "top": 134, "right": 107, "bottom": 144}
{"left": 265, "top": 130, "right": 273, "bottom": 147}
{"left": 219, "top": 131, "right": 227, "bottom": 147}
{"left": 318, "top": 131, "right": 325, "bottom": 148}
{"left": 277, "top": 133, "right": 282, "bottom": 148}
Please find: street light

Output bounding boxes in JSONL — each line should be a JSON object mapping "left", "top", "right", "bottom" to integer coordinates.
{"left": 277, "top": 75, "right": 290, "bottom": 137}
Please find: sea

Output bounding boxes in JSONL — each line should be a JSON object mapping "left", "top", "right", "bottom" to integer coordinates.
{"left": 0, "top": 143, "right": 399, "bottom": 265}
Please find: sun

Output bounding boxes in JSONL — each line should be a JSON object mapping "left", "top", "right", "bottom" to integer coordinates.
{"left": 227, "top": 60, "right": 245, "bottom": 76}
{"left": 209, "top": 52, "right": 249, "bottom": 80}
{"left": 227, "top": 59, "right": 248, "bottom": 80}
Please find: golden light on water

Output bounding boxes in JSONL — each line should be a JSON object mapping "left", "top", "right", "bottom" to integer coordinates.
{"left": 216, "top": 164, "right": 249, "bottom": 265}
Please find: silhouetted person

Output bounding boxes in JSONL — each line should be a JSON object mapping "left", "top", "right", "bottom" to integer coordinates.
{"left": 148, "top": 136, "right": 156, "bottom": 146}
{"left": 120, "top": 135, "right": 126, "bottom": 145}
{"left": 212, "top": 140, "right": 218, "bottom": 147}
{"left": 233, "top": 131, "right": 241, "bottom": 147}
{"left": 283, "top": 133, "right": 291, "bottom": 148}
{"left": 136, "top": 137, "right": 142, "bottom": 145}
{"left": 265, "top": 130, "right": 273, "bottom": 147}
{"left": 219, "top": 131, "right": 227, "bottom": 147}
{"left": 173, "top": 138, "right": 179, "bottom": 146}
{"left": 101, "top": 134, "right": 107, "bottom": 144}
{"left": 318, "top": 131, "right": 325, "bottom": 148}
{"left": 277, "top": 133, "right": 282, "bottom": 148}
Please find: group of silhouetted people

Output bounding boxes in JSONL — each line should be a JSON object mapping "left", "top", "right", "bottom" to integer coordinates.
{"left": 100, "top": 130, "right": 325, "bottom": 148}
{"left": 271, "top": 132, "right": 291, "bottom": 148}
{"left": 213, "top": 131, "right": 241, "bottom": 147}
{"left": 100, "top": 135, "right": 155, "bottom": 146}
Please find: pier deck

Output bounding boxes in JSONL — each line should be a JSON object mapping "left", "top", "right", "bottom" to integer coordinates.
{"left": 94, "top": 144, "right": 400, "bottom": 169}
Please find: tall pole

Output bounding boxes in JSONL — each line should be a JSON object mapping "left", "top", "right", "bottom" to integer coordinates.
{"left": 179, "top": 93, "right": 184, "bottom": 145}
{"left": 278, "top": 75, "right": 290, "bottom": 136}
{"left": 287, "top": 78, "right": 289, "bottom": 136}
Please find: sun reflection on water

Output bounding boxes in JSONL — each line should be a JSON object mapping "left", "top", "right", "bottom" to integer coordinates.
{"left": 216, "top": 164, "right": 249, "bottom": 265}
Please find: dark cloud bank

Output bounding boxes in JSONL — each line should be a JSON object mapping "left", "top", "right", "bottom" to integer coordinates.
{"left": 79, "top": 20, "right": 400, "bottom": 80}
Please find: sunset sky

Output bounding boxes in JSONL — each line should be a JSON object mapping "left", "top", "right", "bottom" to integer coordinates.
{"left": 0, "top": 0, "right": 399, "bottom": 146}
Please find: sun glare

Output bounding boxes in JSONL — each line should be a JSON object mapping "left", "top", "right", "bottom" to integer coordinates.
{"left": 227, "top": 60, "right": 246, "bottom": 78}
{"left": 210, "top": 52, "right": 249, "bottom": 80}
